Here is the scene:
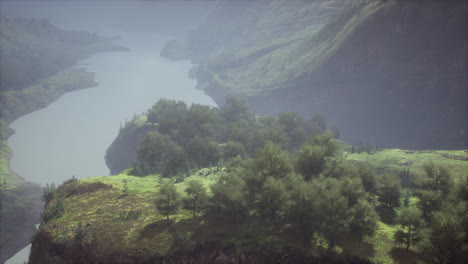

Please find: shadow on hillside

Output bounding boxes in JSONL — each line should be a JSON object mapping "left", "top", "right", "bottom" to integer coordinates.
{"left": 376, "top": 205, "right": 396, "bottom": 225}
{"left": 390, "top": 247, "right": 422, "bottom": 264}
{"left": 139, "top": 219, "right": 174, "bottom": 239}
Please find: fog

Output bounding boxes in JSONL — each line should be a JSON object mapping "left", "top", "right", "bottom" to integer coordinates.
{"left": 2, "top": 1, "right": 217, "bottom": 188}
{"left": 1, "top": 1, "right": 467, "bottom": 263}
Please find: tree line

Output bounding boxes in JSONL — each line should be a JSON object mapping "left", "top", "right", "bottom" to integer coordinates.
{"left": 132, "top": 97, "right": 330, "bottom": 177}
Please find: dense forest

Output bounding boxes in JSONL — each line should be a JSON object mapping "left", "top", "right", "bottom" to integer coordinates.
{"left": 31, "top": 98, "right": 468, "bottom": 263}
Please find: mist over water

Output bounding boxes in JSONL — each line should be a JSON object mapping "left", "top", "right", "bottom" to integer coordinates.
{"left": 2, "top": 1, "right": 217, "bottom": 187}
{"left": 8, "top": 32, "right": 216, "bottom": 187}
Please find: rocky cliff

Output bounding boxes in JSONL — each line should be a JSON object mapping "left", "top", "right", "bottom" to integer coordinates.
{"left": 164, "top": 0, "right": 467, "bottom": 149}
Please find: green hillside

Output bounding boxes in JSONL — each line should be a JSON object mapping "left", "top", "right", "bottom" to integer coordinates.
{"left": 29, "top": 148, "right": 468, "bottom": 264}
{"left": 31, "top": 99, "right": 468, "bottom": 264}
{"left": 163, "top": 0, "right": 467, "bottom": 150}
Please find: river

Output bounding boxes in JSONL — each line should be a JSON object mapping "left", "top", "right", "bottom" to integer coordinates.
{"left": 7, "top": 32, "right": 216, "bottom": 187}
{"left": 5, "top": 30, "right": 216, "bottom": 264}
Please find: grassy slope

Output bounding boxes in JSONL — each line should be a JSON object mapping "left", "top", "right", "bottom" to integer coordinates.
{"left": 191, "top": 0, "right": 378, "bottom": 96}
{"left": 348, "top": 149, "right": 468, "bottom": 264}
{"left": 39, "top": 149, "right": 468, "bottom": 263}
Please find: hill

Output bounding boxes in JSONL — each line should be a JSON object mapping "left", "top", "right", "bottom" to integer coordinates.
{"left": 162, "top": 0, "right": 467, "bottom": 150}
{"left": 31, "top": 99, "right": 468, "bottom": 264}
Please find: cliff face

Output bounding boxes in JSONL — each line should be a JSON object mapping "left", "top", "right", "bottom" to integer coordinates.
{"left": 105, "top": 116, "right": 158, "bottom": 175}
{"left": 168, "top": 0, "right": 467, "bottom": 149}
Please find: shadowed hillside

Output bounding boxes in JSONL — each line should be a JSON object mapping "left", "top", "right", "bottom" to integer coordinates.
{"left": 163, "top": 0, "right": 467, "bottom": 149}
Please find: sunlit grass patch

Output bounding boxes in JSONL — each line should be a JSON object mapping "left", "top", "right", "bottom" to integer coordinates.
{"left": 369, "top": 221, "right": 397, "bottom": 264}
{"left": 347, "top": 149, "right": 468, "bottom": 180}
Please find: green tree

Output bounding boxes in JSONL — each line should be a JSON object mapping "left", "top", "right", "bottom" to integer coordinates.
{"left": 378, "top": 174, "right": 401, "bottom": 208}
{"left": 316, "top": 178, "right": 351, "bottom": 250}
{"left": 251, "top": 142, "right": 292, "bottom": 180}
{"left": 286, "top": 179, "right": 318, "bottom": 244}
{"left": 311, "top": 114, "right": 327, "bottom": 134}
{"left": 185, "top": 103, "right": 218, "bottom": 139}
{"left": 416, "top": 189, "right": 443, "bottom": 220}
{"left": 340, "top": 176, "right": 366, "bottom": 206}
{"left": 296, "top": 144, "right": 326, "bottom": 180}
{"left": 184, "top": 180, "right": 207, "bottom": 218}
{"left": 350, "top": 199, "right": 379, "bottom": 242}
{"left": 186, "top": 136, "right": 220, "bottom": 168}
{"left": 310, "top": 131, "right": 338, "bottom": 156}
{"left": 221, "top": 141, "right": 246, "bottom": 160}
{"left": 420, "top": 202, "right": 468, "bottom": 264}
{"left": 209, "top": 173, "right": 248, "bottom": 220}
{"left": 220, "top": 96, "right": 252, "bottom": 123}
{"left": 357, "top": 165, "right": 377, "bottom": 193}
{"left": 278, "top": 112, "right": 308, "bottom": 150}
{"left": 395, "top": 206, "right": 423, "bottom": 249}
{"left": 136, "top": 132, "right": 187, "bottom": 176}
{"left": 155, "top": 182, "right": 180, "bottom": 220}
{"left": 257, "top": 177, "right": 287, "bottom": 221}
{"left": 423, "top": 161, "right": 452, "bottom": 195}
{"left": 147, "top": 99, "right": 188, "bottom": 134}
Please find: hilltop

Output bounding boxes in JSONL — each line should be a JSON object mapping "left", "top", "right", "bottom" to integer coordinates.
{"left": 30, "top": 99, "right": 468, "bottom": 264}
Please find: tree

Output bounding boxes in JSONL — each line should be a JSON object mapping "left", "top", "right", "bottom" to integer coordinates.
{"left": 136, "top": 132, "right": 187, "bottom": 176}
{"left": 209, "top": 173, "right": 248, "bottom": 220}
{"left": 184, "top": 180, "right": 207, "bottom": 218}
{"left": 315, "top": 178, "right": 351, "bottom": 250}
{"left": 296, "top": 144, "right": 326, "bottom": 180}
{"left": 286, "top": 179, "right": 318, "bottom": 244}
{"left": 416, "top": 189, "right": 443, "bottom": 220}
{"left": 221, "top": 141, "right": 246, "bottom": 160}
{"left": 147, "top": 99, "right": 188, "bottom": 134}
{"left": 422, "top": 161, "right": 452, "bottom": 195}
{"left": 155, "top": 182, "right": 180, "bottom": 220}
{"left": 257, "top": 177, "right": 287, "bottom": 221}
{"left": 420, "top": 202, "right": 468, "bottom": 264}
{"left": 251, "top": 142, "right": 292, "bottom": 180}
{"left": 310, "top": 131, "right": 338, "bottom": 156}
{"left": 186, "top": 136, "right": 220, "bottom": 168}
{"left": 395, "top": 206, "right": 423, "bottom": 249}
{"left": 378, "top": 174, "right": 401, "bottom": 208}
{"left": 350, "top": 199, "right": 379, "bottom": 242}
{"left": 310, "top": 114, "right": 327, "bottom": 134}
{"left": 357, "top": 165, "right": 377, "bottom": 193}
{"left": 278, "top": 112, "right": 308, "bottom": 150}
{"left": 185, "top": 103, "right": 218, "bottom": 139}
{"left": 220, "top": 96, "right": 252, "bottom": 123}
{"left": 340, "top": 176, "right": 366, "bottom": 206}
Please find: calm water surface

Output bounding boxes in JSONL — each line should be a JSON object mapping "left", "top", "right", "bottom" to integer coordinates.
{"left": 7, "top": 32, "right": 216, "bottom": 187}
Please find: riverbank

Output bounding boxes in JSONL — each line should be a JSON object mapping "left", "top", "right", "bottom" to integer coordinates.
{"left": 0, "top": 66, "right": 114, "bottom": 263}
{"left": 0, "top": 46, "right": 127, "bottom": 263}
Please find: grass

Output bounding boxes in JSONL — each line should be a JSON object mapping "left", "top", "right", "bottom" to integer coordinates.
{"left": 38, "top": 147, "right": 468, "bottom": 262}
{"left": 0, "top": 68, "right": 97, "bottom": 123}
{"left": 45, "top": 168, "right": 222, "bottom": 259}
{"left": 347, "top": 148, "right": 468, "bottom": 180}
{"left": 370, "top": 221, "right": 397, "bottom": 264}
{"left": 193, "top": 0, "right": 390, "bottom": 97}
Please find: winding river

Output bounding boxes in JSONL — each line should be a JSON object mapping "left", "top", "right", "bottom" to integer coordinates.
{"left": 8, "top": 32, "right": 216, "bottom": 187}
{"left": 5, "top": 31, "right": 216, "bottom": 263}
